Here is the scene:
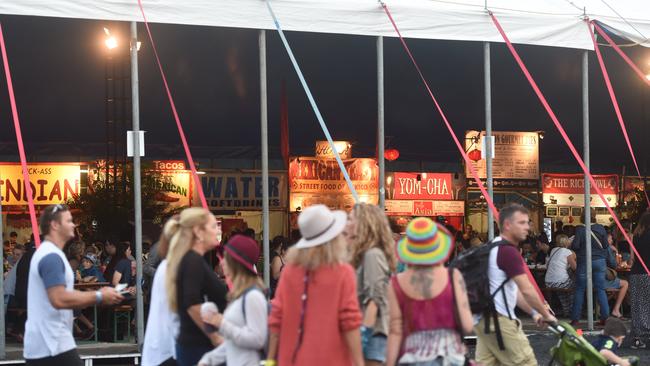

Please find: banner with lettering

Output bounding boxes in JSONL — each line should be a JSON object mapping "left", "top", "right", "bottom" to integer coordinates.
{"left": 542, "top": 173, "right": 618, "bottom": 207}
{"left": 0, "top": 163, "right": 81, "bottom": 205}
{"left": 385, "top": 200, "right": 464, "bottom": 217}
{"left": 388, "top": 173, "right": 454, "bottom": 200}
{"left": 464, "top": 130, "right": 539, "bottom": 180}
{"left": 289, "top": 157, "right": 378, "bottom": 211}
{"left": 198, "top": 171, "right": 287, "bottom": 211}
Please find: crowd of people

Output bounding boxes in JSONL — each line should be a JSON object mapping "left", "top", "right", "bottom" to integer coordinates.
{"left": 12, "top": 201, "right": 650, "bottom": 365}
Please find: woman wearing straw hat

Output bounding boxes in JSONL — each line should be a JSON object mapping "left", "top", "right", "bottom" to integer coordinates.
{"left": 386, "top": 217, "right": 474, "bottom": 366}
{"left": 346, "top": 203, "right": 397, "bottom": 366}
{"left": 266, "top": 204, "right": 364, "bottom": 366}
{"left": 198, "top": 235, "right": 268, "bottom": 366}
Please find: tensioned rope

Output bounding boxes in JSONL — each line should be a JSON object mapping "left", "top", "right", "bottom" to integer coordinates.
{"left": 264, "top": 0, "right": 359, "bottom": 203}
{"left": 593, "top": 22, "right": 650, "bottom": 88}
{"left": 587, "top": 21, "right": 650, "bottom": 207}
{"left": 137, "top": 0, "right": 208, "bottom": 210}
{"left": 378, "top": 2, "right": 547, "bottom": 303}
{"left": 0, "top": 24, "right": 41, "bottom": 248}
{"left": 490, "top": 12, "right": 650, "bottom": 277}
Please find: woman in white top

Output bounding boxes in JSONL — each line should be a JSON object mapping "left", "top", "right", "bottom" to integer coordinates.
{"left": 199, "top": 235, "right": 268, "bottom": 366}
{"left": 142, "top": 215, "right": 181, "bottom": 366}
{"left": 545, "top": 234, "right": 577, "bottom": 317}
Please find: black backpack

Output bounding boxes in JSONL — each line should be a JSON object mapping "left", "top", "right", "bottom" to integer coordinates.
{"left": 449, "top": 239, "right": 511, "bottom": 350}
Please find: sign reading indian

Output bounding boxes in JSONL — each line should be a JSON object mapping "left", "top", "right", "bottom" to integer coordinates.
{"left": 542, "top": 173, "right": 618, "bottom": 207}
{"left": 390, "top": 173, "right": 453, "bottom": 200}
{"left": 0, "top": 163, "right": 81, "bottom": 205}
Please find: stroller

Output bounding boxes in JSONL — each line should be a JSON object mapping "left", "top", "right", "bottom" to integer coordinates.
{"left": 547, "top": 322, "right": 639, "bottom": 366}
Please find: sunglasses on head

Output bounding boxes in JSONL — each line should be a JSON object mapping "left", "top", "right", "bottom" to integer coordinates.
{"left": 52, "top": 204, "right": 64, "bottom": 214}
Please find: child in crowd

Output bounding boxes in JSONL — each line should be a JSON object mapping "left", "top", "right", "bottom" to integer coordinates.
{"left": 80, "top": 255, "right": 106, "bottom": 282}
{"left": 591, "top": 317, "right": 632, "bottom": 366}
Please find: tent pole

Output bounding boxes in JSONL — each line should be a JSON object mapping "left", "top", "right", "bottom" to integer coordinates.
{"left": 130, "top": 21, "right": 145, "bottom": 348}
{"left": 378, "top": 36, "right": 385, "bottom": 209}
{"left": 260, "top": 30, "right": 270, "bottom": 288}
{"left": 583, "top": 49, "right": 594, "bottom": 331}
{"left": 484, "top": 42, "right": 494, "bottom": 240}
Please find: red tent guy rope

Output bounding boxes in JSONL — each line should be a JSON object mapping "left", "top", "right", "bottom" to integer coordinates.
{"left": 0, "top": 24, "right": 41, "bottom": 248}
{"left": 490, "top": 13, "right": 650, "bottom": 277}
{"left": 587, "top": 21, "right": 650, "bottom": 207}
{"left": 593, "top": 22, "right": 650, "bottom": 88}
{"left": 137, "top": 0, "right": 208, "bottom": 210}
{"left": 380, "top": 3, "right": 548, "bottom": 303}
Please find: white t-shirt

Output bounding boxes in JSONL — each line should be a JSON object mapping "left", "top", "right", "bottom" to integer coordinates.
{"left": 142, "top": 260, "right": 179, "bottom": 366}
{"left": 199, "top": 288, "right": 268, "bottom": 366}
{"left": 545, "top": 247, "right": 573, "bottom": 284}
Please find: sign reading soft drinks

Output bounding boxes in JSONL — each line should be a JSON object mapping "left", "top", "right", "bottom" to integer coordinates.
{"left": 0, "top": 163, "right": 81, "bottom": 205}
{"left": 542, "top": 173, "right": 618, "bottom": 207}
{"left": 199, "top": 171, "right": 287, "bottom": 210}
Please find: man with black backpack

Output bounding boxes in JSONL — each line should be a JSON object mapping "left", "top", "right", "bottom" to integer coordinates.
{"left": 470, "top": 203, "right": 556, "bottom": 366}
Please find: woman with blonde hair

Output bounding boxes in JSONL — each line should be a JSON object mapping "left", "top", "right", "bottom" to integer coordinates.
{"left": 165, "top": 207, "right": 228, "bottom": 366}
{"left": 198, "top": 235, "right": 268, "bottom": 365}
{"left": 386, "top": 217, "right": 473, "bottom": 366}
{"left": 345, "top": 203, "right": 396, "bottom": 366}
{"left": 544, "top": 234, "right": 577, "bottom": 317}
{"left": 266, "top": 204, "right": 364, "bottom": 366}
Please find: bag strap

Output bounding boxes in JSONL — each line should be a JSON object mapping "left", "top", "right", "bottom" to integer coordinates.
{"left": 241, "top": 285, "right": 261, "bottom": 323}
{"left": 448, "top": 267, "right": 463, "bottom": 336}
{"left": 590, "top": 230, "right": 604, "bottom": 249}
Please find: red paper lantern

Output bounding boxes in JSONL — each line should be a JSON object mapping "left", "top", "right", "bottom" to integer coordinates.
{"left": 468, "top": 149, "right": 482, "bottom": 162}
{"left": 384, "top": 149, "right": 400, "bottom": 161}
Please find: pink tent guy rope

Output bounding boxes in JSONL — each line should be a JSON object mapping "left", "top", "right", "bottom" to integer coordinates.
{"left": 490, "top": 12, "right": 650, "bottom": 277}
{"left": 0, "top": 23, "right": 41, "bottom": 248}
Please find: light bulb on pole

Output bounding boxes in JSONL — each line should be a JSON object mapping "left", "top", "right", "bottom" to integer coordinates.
{"left": 104, "top": 27, "right": 118, "bottom": 50}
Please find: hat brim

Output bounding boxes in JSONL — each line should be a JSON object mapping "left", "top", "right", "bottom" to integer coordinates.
{"left": 295, "top": 211, "right": 348, "bottom": 249}
{"left": 224, "top": 246, "right": 258, "bottom": 275}
{"left": 396, "top": 232, "right": 453, "bottom": 266}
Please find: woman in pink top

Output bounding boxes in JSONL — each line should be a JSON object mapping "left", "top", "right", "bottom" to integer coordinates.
{"left": 386, "top": 218, "right": 474, "bottom": 366}
{"left": 267, "top": 205, "right": 364, "bottom": 366}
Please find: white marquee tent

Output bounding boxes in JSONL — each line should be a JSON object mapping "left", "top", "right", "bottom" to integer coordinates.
{"left": 1, "top": 0, "right": 649, "bottom": 49}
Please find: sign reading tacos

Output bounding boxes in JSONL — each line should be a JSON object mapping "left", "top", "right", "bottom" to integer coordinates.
{"left": 0, "top": 163, "right": 80, "bottom": 205}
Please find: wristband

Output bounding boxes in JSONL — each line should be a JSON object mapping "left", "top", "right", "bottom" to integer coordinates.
{"left": 261, "top": 360, "right": 276, "bottom": 366}
{"left": 530, "top": 309, "right": 539, "bottom": 318}
{"left": 95, "top": 290, "right": 103, "bottom": 304}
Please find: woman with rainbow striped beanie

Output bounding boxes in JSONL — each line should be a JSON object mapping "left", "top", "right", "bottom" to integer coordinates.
{"left": 385, "top": 217, "right": 474, "bottom": 366}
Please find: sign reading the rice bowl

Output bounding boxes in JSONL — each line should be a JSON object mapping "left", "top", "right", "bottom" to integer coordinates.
{"left": 0, "top": 163, "right": 81, "bottom": 205}
{"left": 289, "top": 157, "right": 378, "bottom": 211}
{"left": 542, "top": 173, "right": 618, "bottom": 207}
{"left": 464, "top": 130, "right": 539, "bottom": 180}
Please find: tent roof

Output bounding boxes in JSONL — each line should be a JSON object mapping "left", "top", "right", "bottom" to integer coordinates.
{"left": 1, "top": 1, "right": 648, "bottom": 50}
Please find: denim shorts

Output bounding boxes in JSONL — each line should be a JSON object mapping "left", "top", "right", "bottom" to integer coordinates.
{"left": 364, "top": 334, "right": 387, "bottom": 362}
{"left": 605, "top": 276, "right": 621, "bottom": 289}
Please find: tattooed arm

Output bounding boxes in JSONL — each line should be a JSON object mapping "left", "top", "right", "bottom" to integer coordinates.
{"left": 452, "top": 268, "right": 475, "bottom": 335}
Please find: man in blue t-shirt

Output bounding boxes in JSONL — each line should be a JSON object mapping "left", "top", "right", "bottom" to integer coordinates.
{"left": 24, "top": 204, "right": 123, "bottom": 365}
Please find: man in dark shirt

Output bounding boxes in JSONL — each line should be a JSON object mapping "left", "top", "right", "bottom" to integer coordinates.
{"left": 571, "top": 209, "right": 610, "bottom": 326}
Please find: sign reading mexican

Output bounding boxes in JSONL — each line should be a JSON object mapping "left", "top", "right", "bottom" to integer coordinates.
{"left": 198, "top": 171, "right": 287, "bottom": 210}
{"left": 464, "top": 130, "right": 539, "bottom": 180}
{"left": 542, "top": 173, "right": 618, "bottom": 207}
{"left": 150, "top": 169, "right": 192, "bottom": 208}
{"left": 289, "top": 157, "right": 378, "bottom": 211}
{"left": 385, "top": 200, "right": 464, "bottom": 217}
{"left": 0, "top": 163, "right": 81, "bottom": 205}
{"left": 389, "top": 173, "right": 453, "bottom": 200}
